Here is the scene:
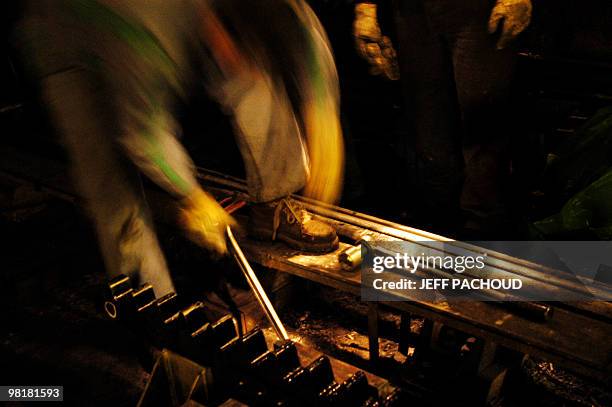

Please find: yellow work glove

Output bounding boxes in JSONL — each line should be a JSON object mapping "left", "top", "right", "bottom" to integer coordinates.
{"left": 353, "top": 3, "right": 399, "bottom": 80}
{"left": 179, "top": 188, "right": 236, "bottom": 256}
{"left": 488, "top": 0, "right": 533, "bottom": 50}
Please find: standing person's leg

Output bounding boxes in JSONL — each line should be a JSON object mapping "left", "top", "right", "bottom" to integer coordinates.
{"left": 211, "top": 65, "right": 340, "bottom": 251}
{"left": 42, "top": 68, "right": 175, "bottom": 297}
{"left": 442, "top": 0, "right": 516, "bottom": 233}
{"left": 215, "top": 71, "right": 310, "bottom": 203}
{"left": 205, "top": 0, "right": 342, "bottom": 204}
{"left": 201, "top": 0, "right": 340, "bottom": 252}
{"left": 393, "top": 0, "right": 463, "bottom": 234}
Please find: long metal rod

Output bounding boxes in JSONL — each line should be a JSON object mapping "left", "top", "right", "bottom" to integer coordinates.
{"left": 196, "top": 168, "right": 602, "bottom": 297}
{"left": 226, "top": 226, "right": 290, "bottom": 341}
{"left": 295, "top": 198, "right": 612, "bottom": 298}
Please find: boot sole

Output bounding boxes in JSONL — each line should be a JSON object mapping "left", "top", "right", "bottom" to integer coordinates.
{"left": 249, "top": 227, "right": 339, "bottom": 253}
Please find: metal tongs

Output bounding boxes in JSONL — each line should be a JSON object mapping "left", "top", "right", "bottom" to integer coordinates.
{"left": 226, "top": 225, "right": 289, "bottom": 341}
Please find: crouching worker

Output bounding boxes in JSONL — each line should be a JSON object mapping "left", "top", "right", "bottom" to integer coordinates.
{"left": 19, "top": 0, "right": 344, "bottom": 297}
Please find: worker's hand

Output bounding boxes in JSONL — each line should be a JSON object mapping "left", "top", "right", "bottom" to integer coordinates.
{"left": 179, "top": 188, "right": 236, "bottom": 256}
{"left": 488, "top": 0, "right": 533, "bottom": 50}
{"left": 353, "top": 3, "right": 399, "bottom": 80}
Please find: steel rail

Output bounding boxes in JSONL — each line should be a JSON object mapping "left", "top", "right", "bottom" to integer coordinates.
{"left": 194, "top": 167, "right": 611, "bottom": 300}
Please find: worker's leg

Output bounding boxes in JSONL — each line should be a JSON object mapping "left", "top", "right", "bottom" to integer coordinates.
{"left": 212, "top": 69, "right": 339, "bottom": 252}
{"left": 205, "top": 0, "right": 343, "bottom": 205}
{"left": 393, "top": 0, "right": 463, "bottom": 234}
{"left": 42, "top": 68, "right": 175, "bottom": 297}
{"left": 215, "top": 72, "right": 309, "bottom": 203}
{"left": 438, "top": 0, "right": 516, "bottom": 232}
{"left": 202, "top": 0, "right": 339, "bottom": 252}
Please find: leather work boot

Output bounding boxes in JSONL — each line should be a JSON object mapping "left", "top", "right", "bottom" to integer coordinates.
{"left": 248, "top": 197, "right": 339, "bottom": 253}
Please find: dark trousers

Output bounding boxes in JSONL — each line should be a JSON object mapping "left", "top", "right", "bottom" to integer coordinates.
{"left": 393, "top": 0, "right": 516, "bottom": 233}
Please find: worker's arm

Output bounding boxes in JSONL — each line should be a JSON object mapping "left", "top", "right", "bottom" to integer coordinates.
{"left": 117, "top": 99, "right": 235, "bottom": 255}
{"left": 117, "top": 66, "right": 240, "bottom": 255}
{"left": 73, "top": 0, "right": 236, "bottom": 255}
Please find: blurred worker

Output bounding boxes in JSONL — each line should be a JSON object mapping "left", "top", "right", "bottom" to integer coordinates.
{"left": 19, "top": 0, "right": 344, "bottom": 297}
{"left": 354, "top": 0, "right": 532, "bottom": 236}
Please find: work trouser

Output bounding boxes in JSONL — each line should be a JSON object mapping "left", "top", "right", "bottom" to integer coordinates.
{"left": 23, "top": 0, "right": 313, "bottom": 297}
{"left": 393, "top": 0, "right": 516, "bottom": 233}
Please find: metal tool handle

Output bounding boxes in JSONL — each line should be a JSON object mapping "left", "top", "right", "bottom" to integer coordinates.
{"left": 226, "top": 226, "right": 290, "bottom": 341}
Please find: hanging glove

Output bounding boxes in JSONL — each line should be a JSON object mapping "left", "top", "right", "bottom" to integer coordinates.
{"left": 179, "top": 188, "right": 236, "bottom": 256}
{"left": 353, "top": 3, "right": 399, "bottom": 80}
{"left": 488, "top": 0, "right": 533, "bottom": 50}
